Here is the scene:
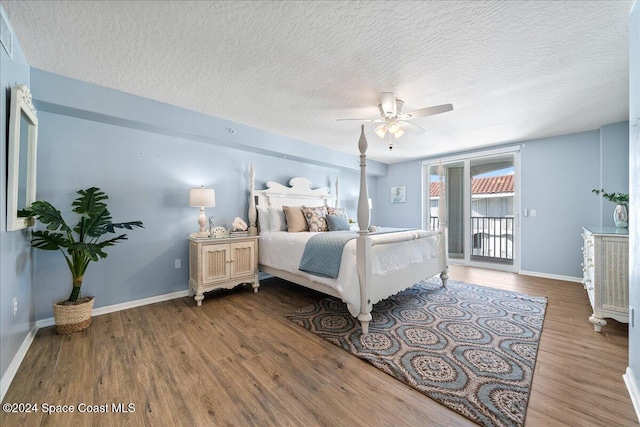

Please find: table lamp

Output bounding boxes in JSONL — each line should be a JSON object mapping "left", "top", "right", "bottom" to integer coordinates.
{"left": 189, "top": 186, "right": 215, "bottom": 238}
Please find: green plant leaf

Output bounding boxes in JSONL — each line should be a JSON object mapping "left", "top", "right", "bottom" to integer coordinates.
{"left": 72, "top": 187, "right": 108, "bottom": 216}
{"left": 74, "top": 207, "right": 113, "bottom": 238}
{"left": 106, "top": 221, "right": 145, "bottom": 232}
{"left": 69, "top": 242, "right": 108, "bottom": 262}
{"left": 27, "top": 187, "right": 143, "bottom": 298}
{"left": 31, "top": 230, "right": 71, "bottom": 251}
{"left": 592, "top": 188, "right": 629, "bottom": 204}
{"left": 29, "top": 201, "right": 72, "bottom": 233}
{"left": 98, "top": 234, "right": 129, "bottom": 247}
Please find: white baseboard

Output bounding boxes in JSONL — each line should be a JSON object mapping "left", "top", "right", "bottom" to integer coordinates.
{"left": 35, "top": 289, "right": 190, "bottom": 328}
{"left": 518, "top": 270, "right": 583, "bottom": 284}
{"left": 1, "top": 323, "right": 38, "bottom": 402}
{"left": 624, "top": 367, "right": 640, "bottom": 423}
{"left": 2, "top": 289, "right": 190, "bottom": 402}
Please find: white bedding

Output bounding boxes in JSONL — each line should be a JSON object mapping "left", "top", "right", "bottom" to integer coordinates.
{"left": 259, "top": 229, "right": 440, "bottom": 316}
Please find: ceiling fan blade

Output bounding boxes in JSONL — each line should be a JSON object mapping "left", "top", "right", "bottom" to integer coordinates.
{"left": 402, "top": 103, "right": 453, "bottom": 119}
{"left": 336, "top": 118, "right": 385, "bottom": 122}
{"left": 398, "top": 121, "right": 425, "bottom": 134}
{"left": 380, "top": 92, "right": 397, "bottom": 116}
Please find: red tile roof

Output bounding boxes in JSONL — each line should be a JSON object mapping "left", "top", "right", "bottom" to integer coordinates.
{"left": 430, "top": 174, "right": 514, "bottom": 197}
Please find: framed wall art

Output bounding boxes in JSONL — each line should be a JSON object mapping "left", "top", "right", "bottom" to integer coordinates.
{"left": 391, "top": 185, "right": 406, "bottom": 203}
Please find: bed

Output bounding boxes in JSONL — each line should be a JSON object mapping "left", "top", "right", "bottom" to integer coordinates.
{"left": 247, "top": 126, "right": 448, "bottom": 333}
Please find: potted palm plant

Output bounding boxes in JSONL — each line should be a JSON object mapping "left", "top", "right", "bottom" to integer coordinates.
{"left": 23, "top": 187, "right": 143, "bottom": 334}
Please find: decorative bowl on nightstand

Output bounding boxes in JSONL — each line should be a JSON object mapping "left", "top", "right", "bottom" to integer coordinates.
{"left": 210, "top": 226, "right": 229, "bottom": 238}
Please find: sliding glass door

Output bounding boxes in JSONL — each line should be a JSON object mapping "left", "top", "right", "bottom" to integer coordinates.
{"left": 423, "top": 148, "right": 519, "bottom": 272}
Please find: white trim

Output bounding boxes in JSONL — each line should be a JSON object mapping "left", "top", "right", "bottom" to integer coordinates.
{"left": 624, "top": 367, "right": 640, "bottom": 423}
{"left": 518, "top": 269, "right": 583, "bottom": 283}
{"left": 423, "top": 149, "right": 520, "bottom": 273}
{"left": 36, "top": 289, "right": 190, "bottom": 328}
{"left": 513, "top": 152, "right": 522, "bottom": 274}
{"left": 421, "top": 145, "right": 521, "bottom": 166}
{"left": 0, "top": 4, "right": 14, "bottom": 59}
{"left": 472, "top": 193, "right": 514, "bottom": 200}
{"left": 466, "top": 259, "right": 517, "bottom": 273}
{"left": 0, "top": 323, "right": 38, "bottom": 402}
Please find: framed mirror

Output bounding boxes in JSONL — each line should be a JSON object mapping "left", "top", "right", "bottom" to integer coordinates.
{"left": 7, "top": 84, "right": 38, "bottom": 231}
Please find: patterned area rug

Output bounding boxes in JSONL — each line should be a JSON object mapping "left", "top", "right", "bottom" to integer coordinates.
{"left": 285, "top": 278, "right": 547, "bottom": 427}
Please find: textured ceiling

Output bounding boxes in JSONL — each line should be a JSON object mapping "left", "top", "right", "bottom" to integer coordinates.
{"left": 1, "top": 1, "right": 633, "bottom": 164}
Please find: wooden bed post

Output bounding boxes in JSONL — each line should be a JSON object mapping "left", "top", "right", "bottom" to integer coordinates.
{"left": 248, "top": 163, "right": 257, "bottom": 236}
{"left": 356, "top": 125, "right": 373, "bottom": 334}
{"left": 438, "top": 160, "right": 448, "bottom": 287}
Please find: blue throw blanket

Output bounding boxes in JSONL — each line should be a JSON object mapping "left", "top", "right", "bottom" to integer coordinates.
{"left": 299, "top": 231, "right": 357, "bottom": 278}
{"left": 298, "top": 228, "right": 416, "bottom": 278}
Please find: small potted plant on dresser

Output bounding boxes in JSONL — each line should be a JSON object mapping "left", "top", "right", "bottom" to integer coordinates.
{"left": 592, "top": 188, "right": 629, "bottom": 228}
{"left": 22, "top": 187, "right": 143, "bottom": 334}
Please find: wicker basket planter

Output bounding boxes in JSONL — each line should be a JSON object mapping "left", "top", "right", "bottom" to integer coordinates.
{"left": 53, "top": 296, "right": 95, "bottom": 335}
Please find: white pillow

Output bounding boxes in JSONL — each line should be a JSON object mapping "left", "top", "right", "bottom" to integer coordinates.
{"left": 257, "top": 206, "right": 270, "bottom": 232}
{"left": 268, "top": 207, "right": 287, "bottom": 231}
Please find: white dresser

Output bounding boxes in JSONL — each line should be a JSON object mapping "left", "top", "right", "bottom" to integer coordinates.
{"left": 581, "top": 226, "right": 629, "bottom": 332}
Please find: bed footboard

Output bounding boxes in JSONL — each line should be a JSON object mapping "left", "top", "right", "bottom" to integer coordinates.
{"left": 355, "top": 125, "right": 448, "bottom": 334}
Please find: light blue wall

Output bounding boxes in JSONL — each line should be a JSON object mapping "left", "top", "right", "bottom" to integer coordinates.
{"left": 0, "top": 11, "right": 34, "bottom": 390}
{"left": 375, "top": 160, "right": 423, "bottom": 228}
{"left": 600, "top": 121, "right": 630, "bottom": 226}
{"left": 627, "top": 0, "right": 639, "bottom": 413}
{"left": 30, "top": 69, "right": 380, "bottom": 320}
{"left": 519, "top": 131, "right": 602, "bottom": 277}
{"left": 380, "top": 125, "right": 628, "bottom": 279}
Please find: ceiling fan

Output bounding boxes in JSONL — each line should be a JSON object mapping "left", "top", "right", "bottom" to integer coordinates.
{"left": 337, "top": 92, "right": 453, "bottom": 150}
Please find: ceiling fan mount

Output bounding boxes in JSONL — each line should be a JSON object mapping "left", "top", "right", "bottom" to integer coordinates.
{"left": 337, "top": 92, "right": 453, "bottom": 149}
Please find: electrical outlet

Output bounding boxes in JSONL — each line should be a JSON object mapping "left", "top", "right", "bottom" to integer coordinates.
{"left": 530, "top": 209, "right": 537, "bottom": 217}
{"left": 13, "top": 297, "right": 17, "bottom": 316}
{"left": 174, "top": 259, "right": 181, "bottom": 269}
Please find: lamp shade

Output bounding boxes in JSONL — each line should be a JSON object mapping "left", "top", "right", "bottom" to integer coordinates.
{"left": 375, "top": 125, "right": 388, "bottom": 138}
{"left": 189, "top": 187, "right": 215, "bottom": 207}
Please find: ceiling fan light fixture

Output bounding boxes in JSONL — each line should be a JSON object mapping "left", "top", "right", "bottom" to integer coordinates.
{"left": 336, "top": 92, "right": 450, "bottom": 143}
{"left": 388, "top": 122, "right": 400, "bottom": 134}
{"left": 375, "top": 125, "right": 388, "bottom": 138}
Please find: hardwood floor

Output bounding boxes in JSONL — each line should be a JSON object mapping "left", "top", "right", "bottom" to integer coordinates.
{"left": 2, "top": 266, "right": 637, "bottom": 426}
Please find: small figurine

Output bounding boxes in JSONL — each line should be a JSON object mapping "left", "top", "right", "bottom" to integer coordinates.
{"left": 208, "top": 216, "right": 215, "bottom": 234}
{"left": 232, "top": 217, "right": 248, "bottom": 232}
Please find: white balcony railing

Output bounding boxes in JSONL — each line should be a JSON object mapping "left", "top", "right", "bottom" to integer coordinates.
{"left": 429, "top": 216, "right": 514, "bottom": 261}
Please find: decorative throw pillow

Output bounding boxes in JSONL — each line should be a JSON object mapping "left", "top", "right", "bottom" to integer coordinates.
{"left": 283, "top": 206, "right": 308, "bottom": 232}
{"left": 302, "top": 205, "right": 328, "bottom": 232}
{"left": 257, "top": 206, "right": 270, "bottom": 232}
{"left": 326, "top": 214, "right": 350, "bottom": 231}
{"left": 268, "top": 207, "right": 287, "bottom": 231}
{"left": 327, "top": 206, "right": 348, "bottom": 219}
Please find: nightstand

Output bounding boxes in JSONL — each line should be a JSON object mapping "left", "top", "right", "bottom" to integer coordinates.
{"left": 188, "top": 235, "right": 259, "bottom": 306}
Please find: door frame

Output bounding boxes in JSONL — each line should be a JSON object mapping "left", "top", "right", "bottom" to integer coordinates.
{"left": 422, "top": 146, "right": 521, "bottom": 272}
